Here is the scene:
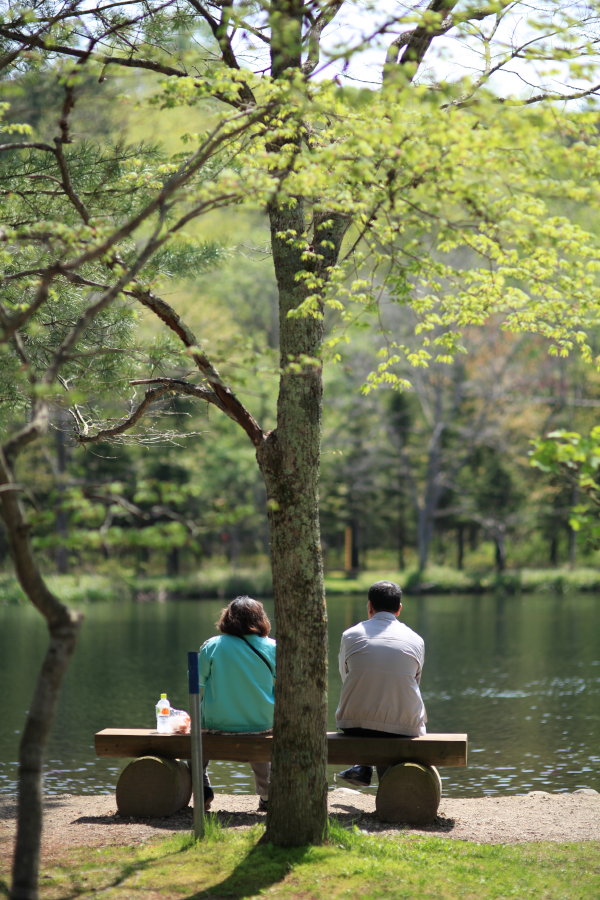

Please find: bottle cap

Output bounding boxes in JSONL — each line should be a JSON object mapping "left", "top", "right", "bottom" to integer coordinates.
{"left": 160, "top": 693, "right": 167, "bottom": 699}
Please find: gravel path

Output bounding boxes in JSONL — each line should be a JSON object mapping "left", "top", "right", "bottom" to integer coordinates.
{"left": 1, "top": 789, "right": 599, "bottom": 859}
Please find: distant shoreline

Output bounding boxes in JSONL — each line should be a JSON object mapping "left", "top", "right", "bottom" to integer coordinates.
{"left": 1, "top": 566, "right": 599, "bottom": 605}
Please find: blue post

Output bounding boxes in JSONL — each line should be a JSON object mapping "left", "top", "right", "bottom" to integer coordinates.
{"left": 187, "top": 651, "right": 205, "bottom": 838}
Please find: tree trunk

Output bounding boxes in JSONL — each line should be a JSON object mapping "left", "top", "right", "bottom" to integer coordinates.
{"left": 0, "top": 448, "right": 83, "bottom": 900}
{"left": 549, "top": 533, "right": 559, "bottom": 567}
{"left": 260, "top": 439, "right": 329, "bottom": 845}
{"left": 416, "top": 505, "right": 432, "bottom": 571}
{"left": 397, "top": 490, "right": 406, "bottom": 571}
{"left": 456, "top": 524, "right": 465, "bottom": 570}
{"left": 11, "top": 612, "right": 81, "bottom": 900}
{"left": 494, "top": 530, "right": 506, "bottom": 573}
{"left": 257, "top": 199, "right": 330, "bottom": 846}
{"left": 568, "top": 485, "right": 577, "bottom": 568}
{"left": 166, "top": 546, "right": 180, "bottom": 577}
{"left": 417, "top": 421, "right": 445, "bottom": 571}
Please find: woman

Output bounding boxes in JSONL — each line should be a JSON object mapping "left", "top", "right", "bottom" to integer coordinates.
{"left": 198, "top": 595, "right": 276, "bottom": 812}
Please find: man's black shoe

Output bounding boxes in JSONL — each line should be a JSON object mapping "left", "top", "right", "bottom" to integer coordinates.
{"left": 336, "top": 765, "right": 372, "bottom": 787}
{"left": 258, "top": 797, "right": 268, "bottom": 812}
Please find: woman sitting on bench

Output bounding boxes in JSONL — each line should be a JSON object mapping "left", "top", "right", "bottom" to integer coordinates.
{"left": 199, "top": 596, "right": 276, "bottom": 812}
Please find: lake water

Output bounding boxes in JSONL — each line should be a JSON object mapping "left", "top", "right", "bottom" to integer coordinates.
{"left": 0, "top": 592, "right": 598, "bottom": 798}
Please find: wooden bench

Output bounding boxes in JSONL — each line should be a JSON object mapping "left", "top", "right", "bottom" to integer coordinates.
{"left": 95, "top": 729, "right": 467, "bottom": 825}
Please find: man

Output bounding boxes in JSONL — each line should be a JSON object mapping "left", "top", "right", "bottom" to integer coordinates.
{"left": 335, "top": 580, "right": 427, "bottom": 787}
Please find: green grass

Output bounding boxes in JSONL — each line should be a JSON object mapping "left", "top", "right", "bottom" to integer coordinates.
{"left": 325, "top": 564, "right": 600, "bottom": 596}
{"left": 1, "top": 563, "right": 600, "bottom": 606}
{"left": 1, "top": 821, "right": 598, "bottom": 900}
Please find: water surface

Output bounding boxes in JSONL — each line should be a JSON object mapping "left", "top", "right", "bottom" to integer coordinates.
{"left": 0, "top": 592, "right": 598, "bottom": 797}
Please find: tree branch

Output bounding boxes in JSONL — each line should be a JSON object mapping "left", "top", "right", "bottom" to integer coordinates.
{"left": 185, "top": 0, "right": 257, "bottom": 105}
{"left": 303, "top": 1, "right": 345, "bottom": 76}
{"left": 55, "top": 102, "right": 271, "bottom": 274}
{"left": 383, "top": 2, "right": 506, "bottom": 84}
{"left": 131, "top": 291, "right": 266, "bottom": 447}
{"left": 52, "top": 73, "right": 92, "bottom": 225}
{"left": 0, "top": 274, "right": 52, "bottom": 343}
{"left": 76, "top": 384, "right": 177, "bottom": 442}
{"left": 0, "top": 26, "right": 189, "bottom": 77}
{"left": 386, "top": 0, "right": 460, "bottom": 78}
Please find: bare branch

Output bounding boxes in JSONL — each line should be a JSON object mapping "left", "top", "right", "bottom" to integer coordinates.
{"left": 76, "top": 384, "right": 174, "bottom": 442}
{"left": 131, "top": 290, "right": 266, "bottom": 447}
{"left": 76, "top": 375, "right": 245, "bottom": 443}
{"left": 516, "top": 81, "right": 600, "bottom": 106}
{"left": 0, "top": 141, "right": 55, "bottom": 153}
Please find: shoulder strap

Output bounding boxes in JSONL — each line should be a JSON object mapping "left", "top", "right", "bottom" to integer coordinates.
{"left": 234, "top": 635, "right": 275, "bottom": 678}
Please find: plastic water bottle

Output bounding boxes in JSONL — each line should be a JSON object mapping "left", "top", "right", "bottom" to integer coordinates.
{"left": 155, "top": 693, "right": 171, "bottom": 733}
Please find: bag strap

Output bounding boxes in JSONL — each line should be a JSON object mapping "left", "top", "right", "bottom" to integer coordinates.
{"left": 234, "top": 634, "right": 275, "bottom": 678}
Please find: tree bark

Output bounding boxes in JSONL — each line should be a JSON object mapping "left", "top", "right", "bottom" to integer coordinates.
{"left": 0, "top": 449, "right": 82, "bottom": 900}
{"left": 260, "top": 433, "right": 329, "bottom": 845}
{"left": 456, "top": 524, "right": 465, "bottom": 570}
{"left": 258, "top": 199, "right": 329, "bottom": 845}
{"left": 11, "top": 612, "right": 81, "bottom": 900}
{"left": 494, "top": 529, "right": 506, "bottom": 573}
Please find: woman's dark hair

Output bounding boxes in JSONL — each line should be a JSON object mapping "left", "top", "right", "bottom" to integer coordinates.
{"left": 217, "top": 596, "right": 271, "bottom": 637}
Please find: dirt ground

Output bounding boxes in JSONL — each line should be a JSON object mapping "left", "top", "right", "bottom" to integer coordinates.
{"left": 1, "top": 789, "right": 599, "bottom": 860}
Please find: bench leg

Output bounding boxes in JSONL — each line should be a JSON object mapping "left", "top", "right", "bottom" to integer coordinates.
{"left": 375, "top": 762, "right": 441, "bottom": 825}
{"left": 116, "top": 755, "right": 192, "bottom": 818}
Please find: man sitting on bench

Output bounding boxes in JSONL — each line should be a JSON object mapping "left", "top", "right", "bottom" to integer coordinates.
{"left": 335, "top": 580, "right": 427, "bottom": 787}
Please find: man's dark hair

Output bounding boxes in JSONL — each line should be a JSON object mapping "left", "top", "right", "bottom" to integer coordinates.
{"left": 217, "top": 595, "right": 271, "bottom": 637}
{"left": 368, "top": 580, "right": 402, "bottom": 613}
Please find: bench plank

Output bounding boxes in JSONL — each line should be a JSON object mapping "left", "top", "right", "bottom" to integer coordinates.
{"left": 326, "top": 733, "right": 467, "bottom": 767}
{"left": 95, "top": 729, "right": 467, "bottom": 767}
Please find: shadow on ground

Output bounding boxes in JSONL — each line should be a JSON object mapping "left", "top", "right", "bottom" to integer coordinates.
{"left": 182, "top": 841, "right": 314, "bottom": 900}
{"left": 73, "top": 806, "right": 456, "bottom": 836}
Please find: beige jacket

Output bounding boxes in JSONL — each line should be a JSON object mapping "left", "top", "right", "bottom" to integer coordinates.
{"left": 335, "top": 611, "right": 427, "bottom": 736}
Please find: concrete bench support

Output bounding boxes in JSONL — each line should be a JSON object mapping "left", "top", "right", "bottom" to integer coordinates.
{"left": 116, "top": 756, "right": 192, "bottom": 817}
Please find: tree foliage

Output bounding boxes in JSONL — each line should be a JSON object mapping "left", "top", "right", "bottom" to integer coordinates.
{"left": 530, "top": 426, "right": 600, "bottom": 546}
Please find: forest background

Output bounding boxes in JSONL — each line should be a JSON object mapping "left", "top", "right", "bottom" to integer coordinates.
{"left": 0, "top": 61, "right": 600, "bottom": 584}
{"left": 2, "top": 65, "right": 599, "bottom": 591}
{"left": 2, "top": 2, "right": 600, "bottom": 896}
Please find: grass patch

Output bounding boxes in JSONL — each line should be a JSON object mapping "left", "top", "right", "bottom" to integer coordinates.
{"left": 2, "top": 564, "right": 600, "bottom": 606}
{"left": 3, "top": 825, "right": 598, "bottom": 900}
{"left": 325, "top": 564, "right": 600, "bottom": 596}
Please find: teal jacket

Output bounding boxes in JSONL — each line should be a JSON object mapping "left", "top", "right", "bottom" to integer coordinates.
{"left": 198, "top": 633, "right": 276, "bottom": 732}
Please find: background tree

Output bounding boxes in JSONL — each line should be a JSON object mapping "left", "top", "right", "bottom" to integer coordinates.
{"left": 531, "top": 426, "right": 600, "bottom": 548}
